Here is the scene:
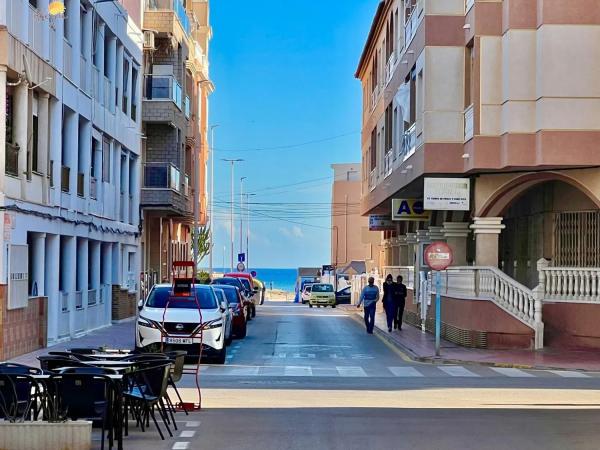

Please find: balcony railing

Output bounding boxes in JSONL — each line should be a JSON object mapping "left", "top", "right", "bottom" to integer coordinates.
{"left": 464, "top": 104, "right": 474, "bottom": 141}
{"left": 465, "top": 0, "right": 475, "bottom": 13}
{"left": 28, "top": 4, "right": 44, "bottom": 57}
{"left": 385, "top": 52, "right": 397, "bottom": 86}
{"left": 80, "top": 55, "right": 89, "bottom": 94}
{"left": 6, "top": 143, "right": 19, "bottom": 177}
{"left": 184, "top": 174, "right": 190, "bottom": 196}
{"left": 104, "top": 76, "right": 114, "bottom": 112}
{"left": 87, "top": 289, "right": 97, "bottom": 306}
{"left": 369, "top": 168, "right": 377, "bottom": 192}
{"left": 398, "top": 123, "right": 417, "bottom": 163}
{"left": 404, "top": 0, "right": 424, "bottom": 49}
{"left": 90, "top": 177, "right": 98, "bottom": 199}
{"left": 75, "top": 291, "right": 83, "bottom": 310}
{"left": 143, "top": 162, "right": 181, "bottom": 192}
{"left": 184, "top": 95, "right": 190, "bottom": 119}
{"left": 63, "top": 38, "right": 73, "bottom": 80}
{"left": 384, "top": 151, "right": 393, "bottom": 178}
{"left": 144, "top": 75, "right": 183, "bottom": 109}
{"left": 92, "top": 66, "right": 101, "bottom": 102}
{"left": 144, "top": 0, "right": 191, "bottom": 35}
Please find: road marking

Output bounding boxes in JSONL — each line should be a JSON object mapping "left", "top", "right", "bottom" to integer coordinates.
{"left": 185, "top": 421, "right": 200, "bottom": 427}
{"left": 550, "top": 370, "right": 589, "bottom": 378}
{"left": 284, "top": 366, "right": 313, "bottom": 376}
{"left": 336, "top": 366, "right": 367, "bottom": 377}
{"left": 388, "top": 366, "right": 423, "bottom": 377}
{"left": 227, "top": 366, "right": 260, "bottom": 376}
{"left": 179, "top": 430, "right": 196, "bottom": 438}
{"left": 173, "top": 442, "right": 190, "bottom": 449}
{"left": 491, "top": 367, "right": 535, "bottom": 377}
{"left": 438, "top": 366, "right": 479, "bottom": 377}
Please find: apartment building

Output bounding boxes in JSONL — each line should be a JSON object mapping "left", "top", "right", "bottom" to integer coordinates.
{"left": 0, "top": 0, "right": 142, "bottom": 359}
{"left": 140, "top": 0, "right": 212, "bottom": 290}
{"left": 355, "top": 0, "right": 600, "bottom": 350}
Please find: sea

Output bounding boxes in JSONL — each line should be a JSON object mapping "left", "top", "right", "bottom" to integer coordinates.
{"left": 210, "top": 268, "right": 298, "bottom": 293}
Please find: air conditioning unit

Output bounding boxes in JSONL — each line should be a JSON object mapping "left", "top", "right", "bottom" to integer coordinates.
{"left": 143, "top": 31, "right": 155, "bottom": 50}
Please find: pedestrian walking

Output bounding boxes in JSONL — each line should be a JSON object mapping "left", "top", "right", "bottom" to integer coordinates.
{"left": 382, "top": 274, "right": 396, "bottom": 332}
{"left": 357, "top": 277, "right": 380, "bottom": 334}
{"left": 394, "top": 275, "right": 408, "bottom": 330}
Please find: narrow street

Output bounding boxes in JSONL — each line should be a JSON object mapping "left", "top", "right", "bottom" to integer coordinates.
{"left": 122, "top": 301, "right": 600, "bottom": 450}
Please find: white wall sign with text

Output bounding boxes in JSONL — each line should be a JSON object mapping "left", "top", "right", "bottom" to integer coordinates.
{"left": 424, "top": 178, "right": 470, "bottom": 211}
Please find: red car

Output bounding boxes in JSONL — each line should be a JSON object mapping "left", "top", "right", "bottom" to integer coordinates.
{"left": 224, "top": 272, "right": 257, "bottom": 318}
{"left": 211, "top": 284, "right": 247, "bottom": 338}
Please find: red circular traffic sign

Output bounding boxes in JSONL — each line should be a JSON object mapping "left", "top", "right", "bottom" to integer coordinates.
{"left": 424, "top": 242, "right": 453, "bottom": 271}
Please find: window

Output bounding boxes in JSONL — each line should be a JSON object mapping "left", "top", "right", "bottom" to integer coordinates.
{"left": 102, "top": 136, "right": 110, "bottom": 182}
{"left": 385, "top": 104, "right": 393, "bottom": 153}
{"left": 465, "top": 43, "right": 474, "bottom": 107}
{"left": 131, "top": 67, "right": 138, "bottom": 121}
{"left": 63, "top": 0, "right": 70, "bottom": 40}
{"left": 409, "top": 69, "right": 416, "bottom": 126}
{"left": 370, "top": 128, "right": 377, "bottom": 171}
{"left": 122, "top": 57, "right": 129, "bottom": 114}
{"left": 6, "top": 89, "right": 13, "bottom": 144}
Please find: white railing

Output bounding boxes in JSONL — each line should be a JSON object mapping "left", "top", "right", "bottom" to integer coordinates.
{"left": 75, "top": 291, "right": 83, "bottom": 310}
{"left": 87, "top": 288, "right": 97, "bottom": 306}
{"left": 60, "top": 291, "right": 69, "bottom": 312}
{"left": 384, "top": 151, "right": 393, "bottom": 178}
{"left": 104, "top": 77, "right": 113, "bottom": 112}
{"left": 404, "top": 0, "right": 424, "bottom": 49}
{"left": 540, "top": 265, "right": 600, "bottom": 303}
{"left": 370, "top": 85, "right": 379, "bottom": 111}
{"left": 382, "top": 266, "right": 415, "bottom": 289}
{"left": 90, "top": 177, "right": 98, "bottom": 199}
{"left": 465, "top": 0, "right": 475, "bottom": 13}
{"left": 464, "top": 104, "right": 474, "bottom": 141}
{"left": 126, "top": 272, "right": 137, "bottom": 292}
{"left": 92, "top": 66, "right": 101, "bottom": 101}
{"left": 63, "top": 38, "right": 73, "bottom": 80}
{"left": 28, "top": 4, "right": 44, "bottom": 56}
{"left": 369, "top": 169, "right": 377, "bottom": 192}
{"left": 49, "top": 27, "right": 57, "bottom": 66}
{"left": 385, "top": 52, "right": 397, "bottom": 86}
{"left": 398, "top": 123, "right": 417, "bottom": 162}
{"left": 80, "top": 55, "right": 89, "bottom": 94}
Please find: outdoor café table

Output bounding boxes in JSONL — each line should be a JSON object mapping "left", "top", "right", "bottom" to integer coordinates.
{"left": 80, "top": 360, "right": 137, "bottom": 373}
{"left": 90, "top": 353, "right": 134, "bottom": 360}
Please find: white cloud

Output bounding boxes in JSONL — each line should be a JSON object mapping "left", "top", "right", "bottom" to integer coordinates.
{"left": 279, "top": 226, "right": 304, "bottom": 239}
{"left": 291, "top": 225, "right": 304, "bottom": 238}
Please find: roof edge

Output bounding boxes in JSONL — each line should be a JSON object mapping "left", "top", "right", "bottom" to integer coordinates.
{"left": 355, "top": 1, "right": 386, "bottom": 79}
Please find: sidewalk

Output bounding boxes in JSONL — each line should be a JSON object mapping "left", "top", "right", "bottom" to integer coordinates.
{"left": 341, "top": 305, "right": 600, "bottom": 372}
{"left": 11, "top": 319, "right": 136, "bottom": 367}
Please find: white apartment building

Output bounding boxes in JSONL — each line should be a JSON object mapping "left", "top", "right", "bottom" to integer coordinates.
{"left": 0, "top": 0, "right": 142, "bottom": 351}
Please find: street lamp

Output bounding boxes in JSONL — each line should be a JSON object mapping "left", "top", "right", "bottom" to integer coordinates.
{"left": 222, "top": 158, "right": 243, "bottom": 272}
{"left": 240, "top": 177, "right": 247, "bottom": 257}
{"left": 245, "top": 193, "right": 257, "bottom": 270}
{"left": 208, "top": 124, "right": 219, "bottom": 276}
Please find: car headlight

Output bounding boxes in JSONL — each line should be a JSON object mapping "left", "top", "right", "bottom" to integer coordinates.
{"left": 138, "top": 316, "right": 158, "bottom": 329}
{"left": 202, "top": 319, "right": 223, "bottom": 330}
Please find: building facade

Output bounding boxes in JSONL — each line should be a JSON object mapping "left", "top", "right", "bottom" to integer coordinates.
{"left": 355, "top": 0, "right": 600, "bottom": 350}
{"left": 140, "top": 0, "right": 212, "bottom": 291}
{"left": 0, "top": 0, "right": 143, "bottom": 359}
{"left": 330, "top": 163, "right": 380, "bottom": 273}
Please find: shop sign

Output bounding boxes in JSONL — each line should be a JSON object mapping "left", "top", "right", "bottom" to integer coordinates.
{"left": 424, "top": 178, "right": 470, "bottom": 211}
{"left": 391, "top": 199, "right": 431, "bottom": 221}
{"left": 368, "top": 214, "right": 395, "bottom": 231}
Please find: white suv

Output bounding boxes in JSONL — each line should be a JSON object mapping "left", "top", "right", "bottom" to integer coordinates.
{"left": 136, "top": 284, "right": 228, "bottom": 364}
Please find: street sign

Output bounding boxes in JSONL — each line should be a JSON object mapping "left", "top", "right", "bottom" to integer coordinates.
{"left": 424, "top": 242, "right": 453, "bottom": 357}
{"left": 368, "top": 214, "right": 395, "bottom": 231}
{"left": 236, "top": 262, "right": 246, "bottom": 272}
{"left": 391, "top": 199, "right": 431, "bottom": 221}
{"left": 322, "top": 265, "right": 334, "bottom": 272}
{"left": 424, "top": 178, "right": 470, "bottom": 211}
{"left": 238, "top": 253, "right": 246, "bottom": 263}
{"left": 250, "top": 270, "right": 257, "bottom": 278}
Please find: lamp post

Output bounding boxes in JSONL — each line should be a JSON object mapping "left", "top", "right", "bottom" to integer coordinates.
{"left": 240, "top": 177, "right": 246, "bottom": 257}
{"left": 245, "top": 193, "right": 256, "bottom": 270}
{"left": 222, "top": 158, "right": 243, "bottom": 272}
{"left": 208, "top": 124, "right": 219, "bottom": 276}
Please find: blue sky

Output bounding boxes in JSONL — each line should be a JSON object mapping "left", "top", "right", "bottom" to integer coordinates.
{"left": 204, "top": 0, "right": 377, "bottom": 269}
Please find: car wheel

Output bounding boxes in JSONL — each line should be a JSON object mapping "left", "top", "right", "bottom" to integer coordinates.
{"left": 236, "top": 322, "right": 247, "bottom": 339}
{"left": 309, "top": 304, "right": 313, "bottom": 308}
{"left": 213, "top": 345, "right": 227, "bottom": 365}
{"left": 251, "top": 305, "right": 256, "bottom": 318}
{"left": 332, "top": 305, "right": 337, "bottom": 308}
{"left": 246, "top": 307, "right": 252, "bottom": 321}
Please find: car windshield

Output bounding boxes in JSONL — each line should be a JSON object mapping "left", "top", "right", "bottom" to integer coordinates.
{"left": 312, "top": 284, "right": 333, "bottom": 293}
{"left": 145, "top": 287, "right": 218, "bottom": 309}
{"left": 304, "top": 286, "right": 312, "bottom": 292}
{"left": 213, "top": 286, "right": 240, "bottom": 304}
{"left": 239, "top": 279, "right": 252, "bottom": 291}
{"left": 212, "top": 278, "right": 242, "bottom": 289}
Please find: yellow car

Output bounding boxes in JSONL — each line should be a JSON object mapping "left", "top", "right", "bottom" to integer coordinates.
{"left": 309, "top": 283, "right": 336, "bottom": 308}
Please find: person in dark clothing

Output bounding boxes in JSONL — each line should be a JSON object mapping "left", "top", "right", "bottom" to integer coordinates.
{"left": 394, "top": 275, "right": 408, "bottom": 330}
{"left": 382, "top": 274, "right": 396, "bottom": 332}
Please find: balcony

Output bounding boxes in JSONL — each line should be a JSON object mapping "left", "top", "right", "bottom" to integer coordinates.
{"left": 385, "top": 53, "right": 397, "bottom": 86}
{"left": 465, "top": 0, "right": 475, "bottom": 13}
{"left": 5, "top": 143, "right": 19, "bottom": 177}
{"left": 27, "top": 4, "right": 44, "bottom": 57}
{"left": 143, "top": 162, "right": 181, "bottom": 192}
{"left": 144, "top": 75, "right": 183, "bottom": 109}
{"left": 80, "top": 55, "right": 89, "bottom": 94}
{"left": 61, "top": 166, "right": 70, "bottom": 193}
{"left": 404, "top": 0, "right": 424, "bottom": 50}
{"left": 184, "top": 95, "right": 190, "bottom": 119}
{"left": 369, "top": 169, "right": 377, "bottom": 193}
{"left": 398, "top": 123, "right": 417, "bottom": 163}
{"left": 384, "top": 151, "right": 393, "bottom": 178}
{"left": 63, "top": 38, "right": 73, "bottom": 81}
{"left": 144, "top": 0, "right": 191, "bottom": 39}
{"left": 141, "top": 163, "right": 191, "bottom": 215}
{"left": 464, "top": 104, "right": 474, "bottom": 142}
{"left": 90, "top": 177, "right": 98, "bottom": 199}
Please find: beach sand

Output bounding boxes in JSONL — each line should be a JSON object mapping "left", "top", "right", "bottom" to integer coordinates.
{"left": 266, "top": 289, "right": 295, "bottom": 301}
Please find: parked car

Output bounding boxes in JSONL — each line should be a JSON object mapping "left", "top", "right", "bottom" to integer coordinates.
{"left": 210, "top": 277, "right": 253, "bottom": 321}
{"left": 301, "top": 284, "right": 314, "bottom": 304}
{"left": 212, "top": 284, "right": 247, "bottom": 338}
{"left": 335, "top": 286, "right": 352, "bottom": 305}
{"left": 135, "top": 284, "right": 227, "bottom": 364}
{"left": 212, "top": 288, "right": 233, "bottom": 346}
{"left": 224, "top": 272, "right": 258, "bottom": 318}
{"left": 309, "top": 283, "right": 336, "bottom": 308}
{"left": 253, "top": 278, "right": 266, "bottom": 305}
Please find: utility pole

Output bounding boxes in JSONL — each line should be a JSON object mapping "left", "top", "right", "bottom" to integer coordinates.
{"left": 240, "top": 177, "right": 246, "bottom": 257}
{"left": 245, "top": 193, "right": 256, "bottom": 270}
{"left": 208, "top": 125, "right": 219, "bottom": 276}
{"left": 222, "top": 158, "right": 243, "bottom": 272}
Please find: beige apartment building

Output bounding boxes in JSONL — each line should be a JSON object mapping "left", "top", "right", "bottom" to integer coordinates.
{"left": 330, "top": 164, "right": 380, "bottom": 275}
{"left": 355, "top": 0, "right": 600, "bottom": 350}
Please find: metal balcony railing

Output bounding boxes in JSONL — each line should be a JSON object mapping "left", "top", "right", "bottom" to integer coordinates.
{"left": 184, "top": 95, "right": 190, "bottom": 119}
{"left": 28, "top": 4, "right": 44, "bottom": 57}
{"left": 398, "top": 123, "right": 417, "bottom": 163}
{"left": 144, "top": 0, "right": 191, "bottom": 35}
{"left": 143, "top": 162, "right": 181, "bottom": 192}
{"left": 63, "top": 38, "right": 73, "bottom": 80}
{"left": 90, "top": 176, "right": 98, "bottom": 199}
{"left": 464, "top": 104, "right": 474, "bottom": 141}
{"left": 144, "top": 75, "right": 183, "bottom": 109}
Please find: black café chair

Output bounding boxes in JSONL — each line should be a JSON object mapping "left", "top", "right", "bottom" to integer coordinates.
{"left": 0, "top": 373, "right": 39, "bottom": 422}
{"left": 0, "top": 362, "right": 43, "bottom": 375}
{"left": 38, "top": 355, "right": 91, "bottom": 373}
{"left": 122, "top": 362, "right": 173, "bottom": 440}
{"left": 68, "top": 347, "right": 101, "bottom": 355}
{"left": 49, "top": 373, "right": 118, "bottom": 450}
{"left": 164, "top": 351, "right": 188, "bottom": 415}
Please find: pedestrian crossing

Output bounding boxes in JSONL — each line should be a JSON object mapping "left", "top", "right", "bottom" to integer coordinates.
{"left": 188, "top": 363, "right": 598, "bottom": 379}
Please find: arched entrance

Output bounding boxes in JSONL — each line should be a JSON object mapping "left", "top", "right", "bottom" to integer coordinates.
{"left": 489, "top": 178, "right": 600, "bottom": 288}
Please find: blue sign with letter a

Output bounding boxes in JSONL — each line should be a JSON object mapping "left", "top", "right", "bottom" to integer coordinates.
{"left": 238, "top": 253, "right": 246, "bottom": 263}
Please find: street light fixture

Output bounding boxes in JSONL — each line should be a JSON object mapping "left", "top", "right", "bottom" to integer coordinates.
{"left": 240, "top": 177, "right": 247, "bottom": 257}
{"left": 222, "top": 158, "right": 244, "bottom": 272}
{"left": 245, "top": 193, "right": 257, "bottom": 271}
{"left": 208, "top": 124, "right": 220, "bottom": 276}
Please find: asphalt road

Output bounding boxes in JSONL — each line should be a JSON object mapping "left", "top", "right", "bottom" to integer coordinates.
{"left": 118, "top": 301, "right": 600, "bottom": 450}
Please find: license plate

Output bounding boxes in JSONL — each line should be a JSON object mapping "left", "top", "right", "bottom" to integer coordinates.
{"left": 166, "top": 337, "right": 193, "bottom": 345}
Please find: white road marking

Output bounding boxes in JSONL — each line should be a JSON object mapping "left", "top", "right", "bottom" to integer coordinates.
{"left": 550, "top": 370, "right": 589, "bottom": 378}
{"left": 388, "top": 366, "right": 423, "bottom": 377}
{"left": 180, "top": 430, "right": 196, "bottom": 438}
{"left": 336, "top": 366, "right": 367, "bottom": 377}
{"left": 172, "top": 442, "right": 190, "bottom": 449}
{"left": 185, "top": 421, "right": 200, "bottom": 427}
{"left": 284, "top": 366, "right": 313, "bottom": 376}
{"left": 227, "top": 366, "right": 260, "bottom": 376}
{"left": 490, "top": 367, "right": 535, "bottom": 377}
{"left": 438, "top": 366, "right": 479, "bottom": 377}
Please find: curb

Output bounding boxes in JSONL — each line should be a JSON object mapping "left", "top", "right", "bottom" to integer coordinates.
{"left": 345, "top": 308, "right": 594, "bottom": 373}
